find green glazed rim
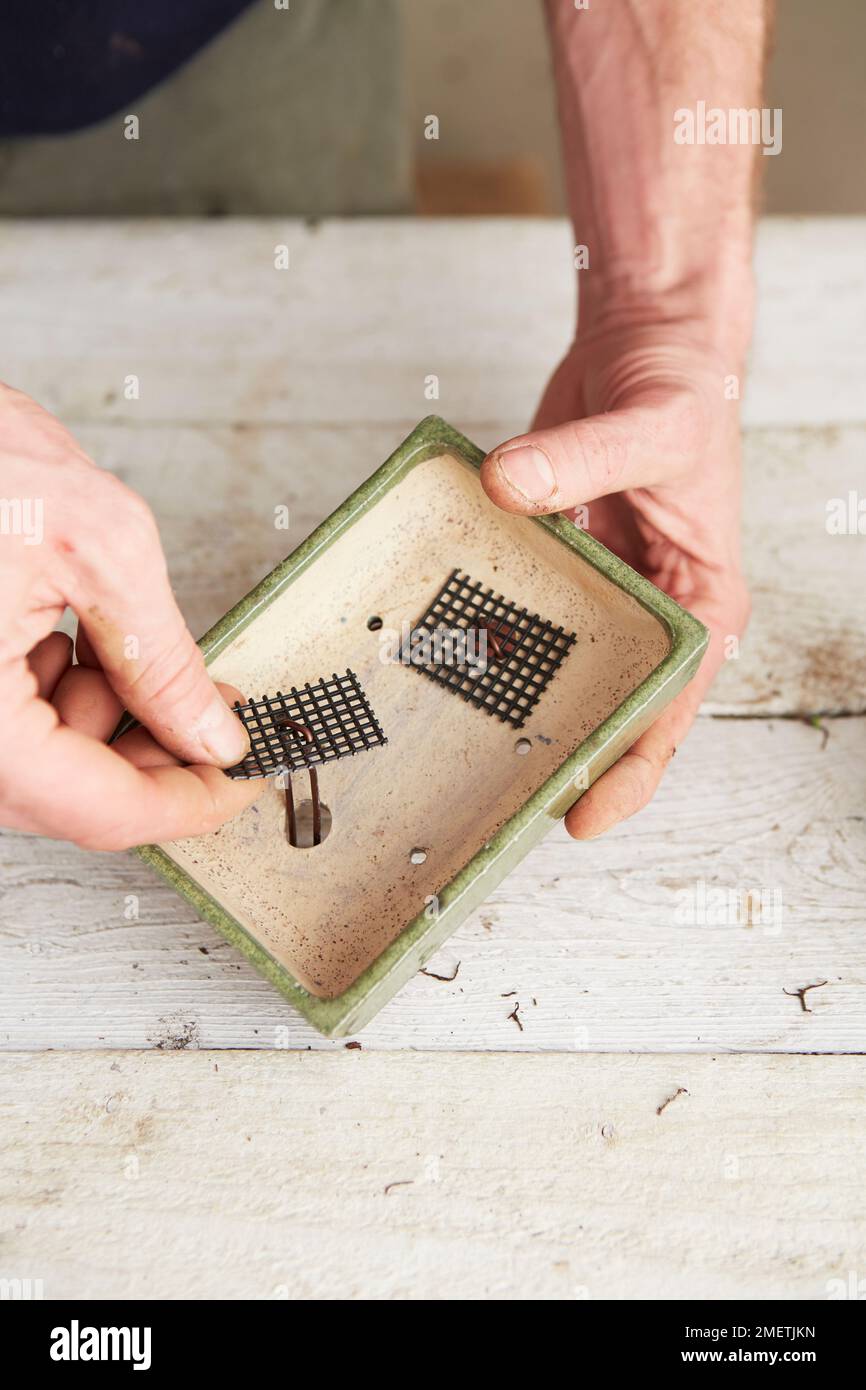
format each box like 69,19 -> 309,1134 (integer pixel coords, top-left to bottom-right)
137,416 -> 709,1036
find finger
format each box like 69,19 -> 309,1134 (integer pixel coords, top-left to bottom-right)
112,724 -> 180,769
52,665 -> 124,741
74,620 -> 100,669
3,698 -> 262,849
565,681 -> 702,840
27,632 -> 73,700
480,391 -> 701,514
564,588 -> 740,840
55,472 -> 249,767
113,683 -> 247,770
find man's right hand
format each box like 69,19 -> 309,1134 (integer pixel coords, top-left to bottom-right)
0,383 -> 262,850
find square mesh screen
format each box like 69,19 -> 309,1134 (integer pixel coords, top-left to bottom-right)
401,569 -> 577,729
226,669 -> 387,780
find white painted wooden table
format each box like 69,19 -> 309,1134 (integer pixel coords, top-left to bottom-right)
1,218 -> 864,1299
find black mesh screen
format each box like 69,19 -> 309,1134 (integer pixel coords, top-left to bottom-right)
400,569 -> 576,729
226,669 -> 387,780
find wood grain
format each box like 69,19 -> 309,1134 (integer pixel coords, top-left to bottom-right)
3,717 -> 863,1053
0,215 -> 864,1302
1,1049 -> 863,1300
0,217 -> 863,1056
64,418 -> 866,716
2,218 -> 863,429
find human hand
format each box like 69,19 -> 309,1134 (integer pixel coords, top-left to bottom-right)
0,384 -> 261,850
480,321 -> 750,839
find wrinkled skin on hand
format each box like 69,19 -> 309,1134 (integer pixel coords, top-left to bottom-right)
481,321 -> 750,839
0,384 -> 261,850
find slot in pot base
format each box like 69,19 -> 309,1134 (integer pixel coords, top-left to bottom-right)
159,451 -> 669,998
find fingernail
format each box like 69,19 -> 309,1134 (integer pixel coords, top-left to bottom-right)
495,445 -> 556,502
196,696 -> 250,766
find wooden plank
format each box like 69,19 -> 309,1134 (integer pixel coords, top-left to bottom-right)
710,422 -> 866,716
67,419 -> 866,715
1,217 -> 863,1059
2,718 -> 863,1053
2,218 -> 863,429
1,1049 -> 863,1300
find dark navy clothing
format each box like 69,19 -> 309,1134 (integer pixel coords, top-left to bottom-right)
0,1 -> 258,135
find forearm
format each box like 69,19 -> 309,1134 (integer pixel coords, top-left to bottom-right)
545,0 -> 774,361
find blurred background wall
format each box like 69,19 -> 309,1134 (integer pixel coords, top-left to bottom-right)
405,0 -> 866,214
0,0 -> 408,215
0,0 -> 861,216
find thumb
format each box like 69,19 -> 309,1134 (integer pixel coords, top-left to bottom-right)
79,597 -> 250,768
480,400 -> 690,515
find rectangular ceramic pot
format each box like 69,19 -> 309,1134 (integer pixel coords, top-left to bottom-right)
138,416 -> 708,1036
